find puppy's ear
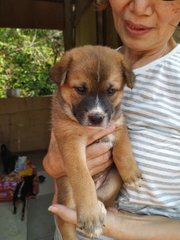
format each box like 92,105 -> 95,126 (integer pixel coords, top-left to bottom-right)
50,53 -> 72,85
121,60 -> 135,89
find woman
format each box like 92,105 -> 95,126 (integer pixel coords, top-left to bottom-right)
44,0 -> 180,239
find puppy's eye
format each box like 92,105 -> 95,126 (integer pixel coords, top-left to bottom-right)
74,86 -> 87,95
107,87 -> 117,96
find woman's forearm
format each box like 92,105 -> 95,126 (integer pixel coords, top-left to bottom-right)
49,204 -> 180,240
104,209 -> 180,240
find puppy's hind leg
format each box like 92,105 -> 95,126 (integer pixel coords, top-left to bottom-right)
56,176 -> 77,240
97,167 -> 122,207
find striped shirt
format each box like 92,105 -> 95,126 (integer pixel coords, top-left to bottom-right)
117,44 -> 180,219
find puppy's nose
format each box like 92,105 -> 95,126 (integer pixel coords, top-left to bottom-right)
88,114 -> 104,125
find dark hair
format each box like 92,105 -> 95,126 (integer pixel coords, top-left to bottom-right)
94,0 -> 110,10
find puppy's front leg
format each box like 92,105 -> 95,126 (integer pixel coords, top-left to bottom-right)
59,137 -> 106,237
113,125 -> 141,186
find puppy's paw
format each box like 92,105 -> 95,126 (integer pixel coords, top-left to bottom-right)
121,165 -> 142,188
77,200 -> 106,238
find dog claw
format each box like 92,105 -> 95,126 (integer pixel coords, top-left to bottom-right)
122,167 -> 143,188
125,178 -> 143,188
79,224 -> 103,238
78,200 -> 106,237
86,227 -> 103,238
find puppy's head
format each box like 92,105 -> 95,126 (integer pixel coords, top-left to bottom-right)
50,45 -> 134,127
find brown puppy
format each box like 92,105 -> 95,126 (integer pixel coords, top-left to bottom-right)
50,45 -> 141,239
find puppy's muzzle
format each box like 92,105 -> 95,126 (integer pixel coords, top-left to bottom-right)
88,113 -> 105,125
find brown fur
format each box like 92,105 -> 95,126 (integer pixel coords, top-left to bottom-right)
50,45 -> 141,239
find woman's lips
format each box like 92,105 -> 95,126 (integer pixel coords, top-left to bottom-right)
124,20 -> 153,36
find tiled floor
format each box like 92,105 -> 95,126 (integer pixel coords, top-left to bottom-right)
0,150 -> 55,240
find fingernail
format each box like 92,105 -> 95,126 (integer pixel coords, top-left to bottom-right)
48,205 -> 58,212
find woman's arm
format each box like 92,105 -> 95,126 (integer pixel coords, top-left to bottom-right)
49,204 -> 180,240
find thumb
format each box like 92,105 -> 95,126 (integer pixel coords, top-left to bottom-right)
48,204 -> 77,225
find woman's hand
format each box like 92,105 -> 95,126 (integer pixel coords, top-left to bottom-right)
86,141 -> 113,176
43,131 -> 65,179
48,203 -> 180,240
43,124 -> 116,178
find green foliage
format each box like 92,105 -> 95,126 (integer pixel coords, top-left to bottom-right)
0,28 -> 64,98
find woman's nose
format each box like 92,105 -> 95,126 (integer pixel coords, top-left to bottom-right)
129,0 -> 153,16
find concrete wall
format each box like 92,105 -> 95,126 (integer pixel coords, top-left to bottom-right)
0,96 -> 52,153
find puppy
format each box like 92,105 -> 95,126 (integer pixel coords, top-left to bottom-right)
13,175 -> 36,221
50,45 -> 141,239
